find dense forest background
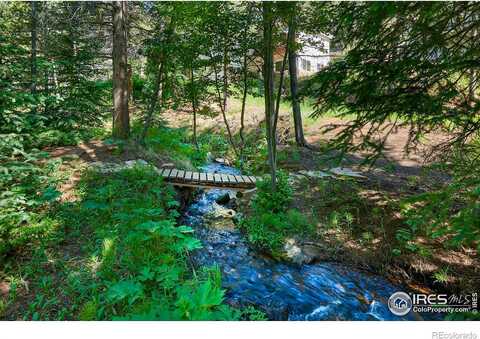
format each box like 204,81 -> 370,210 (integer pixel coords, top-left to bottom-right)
0,1 -> 479,320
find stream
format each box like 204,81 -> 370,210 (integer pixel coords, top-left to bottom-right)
183,163 -> 430,320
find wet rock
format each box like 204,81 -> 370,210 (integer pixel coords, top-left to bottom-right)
215,191 -> 237,207
214,157 -> 230,166
215,193 -> 231,205
283,238 -> 323,265
301,244 -> 324,262
225,199 -> 237,210
203,203 -> 237,231
284,238 -> 310,265
208,218 -> 236,231
205,206 -> 236,220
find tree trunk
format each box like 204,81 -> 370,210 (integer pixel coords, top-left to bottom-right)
468,20 -> 478,103
30,1 -> 38,96
140,60 -> 163,143
287,5 -> 308,147
239,53 -> 248,168
222,46 -> 229,113
190,67 -> 198,149
263,2 -> 277,191
468,69 -> 477,102
273,44 -> 288,164
140,19 -> 175,142
41,3 -> 51,115
112,0 -> 129,139
212,53 -> 239,157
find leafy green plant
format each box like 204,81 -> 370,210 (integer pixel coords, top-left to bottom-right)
241,306 -> 268,321
59,165 -> 237,320
433,267 -> 450,285
78,301 -> 98,321
240,172 -> 314,256
0,138 -> 63,257
252,171 -> 293,214
241,210 -> 314,255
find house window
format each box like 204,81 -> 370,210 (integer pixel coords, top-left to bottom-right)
301,58 -> 311,71
317,63 -> 323,71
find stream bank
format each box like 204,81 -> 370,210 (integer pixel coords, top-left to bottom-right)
182,163 -> 435,320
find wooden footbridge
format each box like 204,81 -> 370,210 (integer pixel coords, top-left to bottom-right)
159,168 -> 258,190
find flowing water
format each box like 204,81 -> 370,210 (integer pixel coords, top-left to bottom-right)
184,163 -> 430,320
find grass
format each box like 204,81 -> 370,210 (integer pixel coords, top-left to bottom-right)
226,94 -> 330,123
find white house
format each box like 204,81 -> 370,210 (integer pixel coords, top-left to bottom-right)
274,33 -> 333,77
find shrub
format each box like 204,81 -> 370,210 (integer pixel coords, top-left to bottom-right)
240,172 -> 314,256
0,135 -> 62,257
252,171 -> 293,214
241,210 -> 314,255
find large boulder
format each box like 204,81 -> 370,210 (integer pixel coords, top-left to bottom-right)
215,191 -> 238,208
204,205 -> 237,231
283,238 -> 324,265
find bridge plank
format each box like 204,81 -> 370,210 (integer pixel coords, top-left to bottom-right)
242,175 -> 252,184
192,172 -> 199,181
162,168 -> 171,178
160,167 -> 257,189
176,170 -> 185,180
